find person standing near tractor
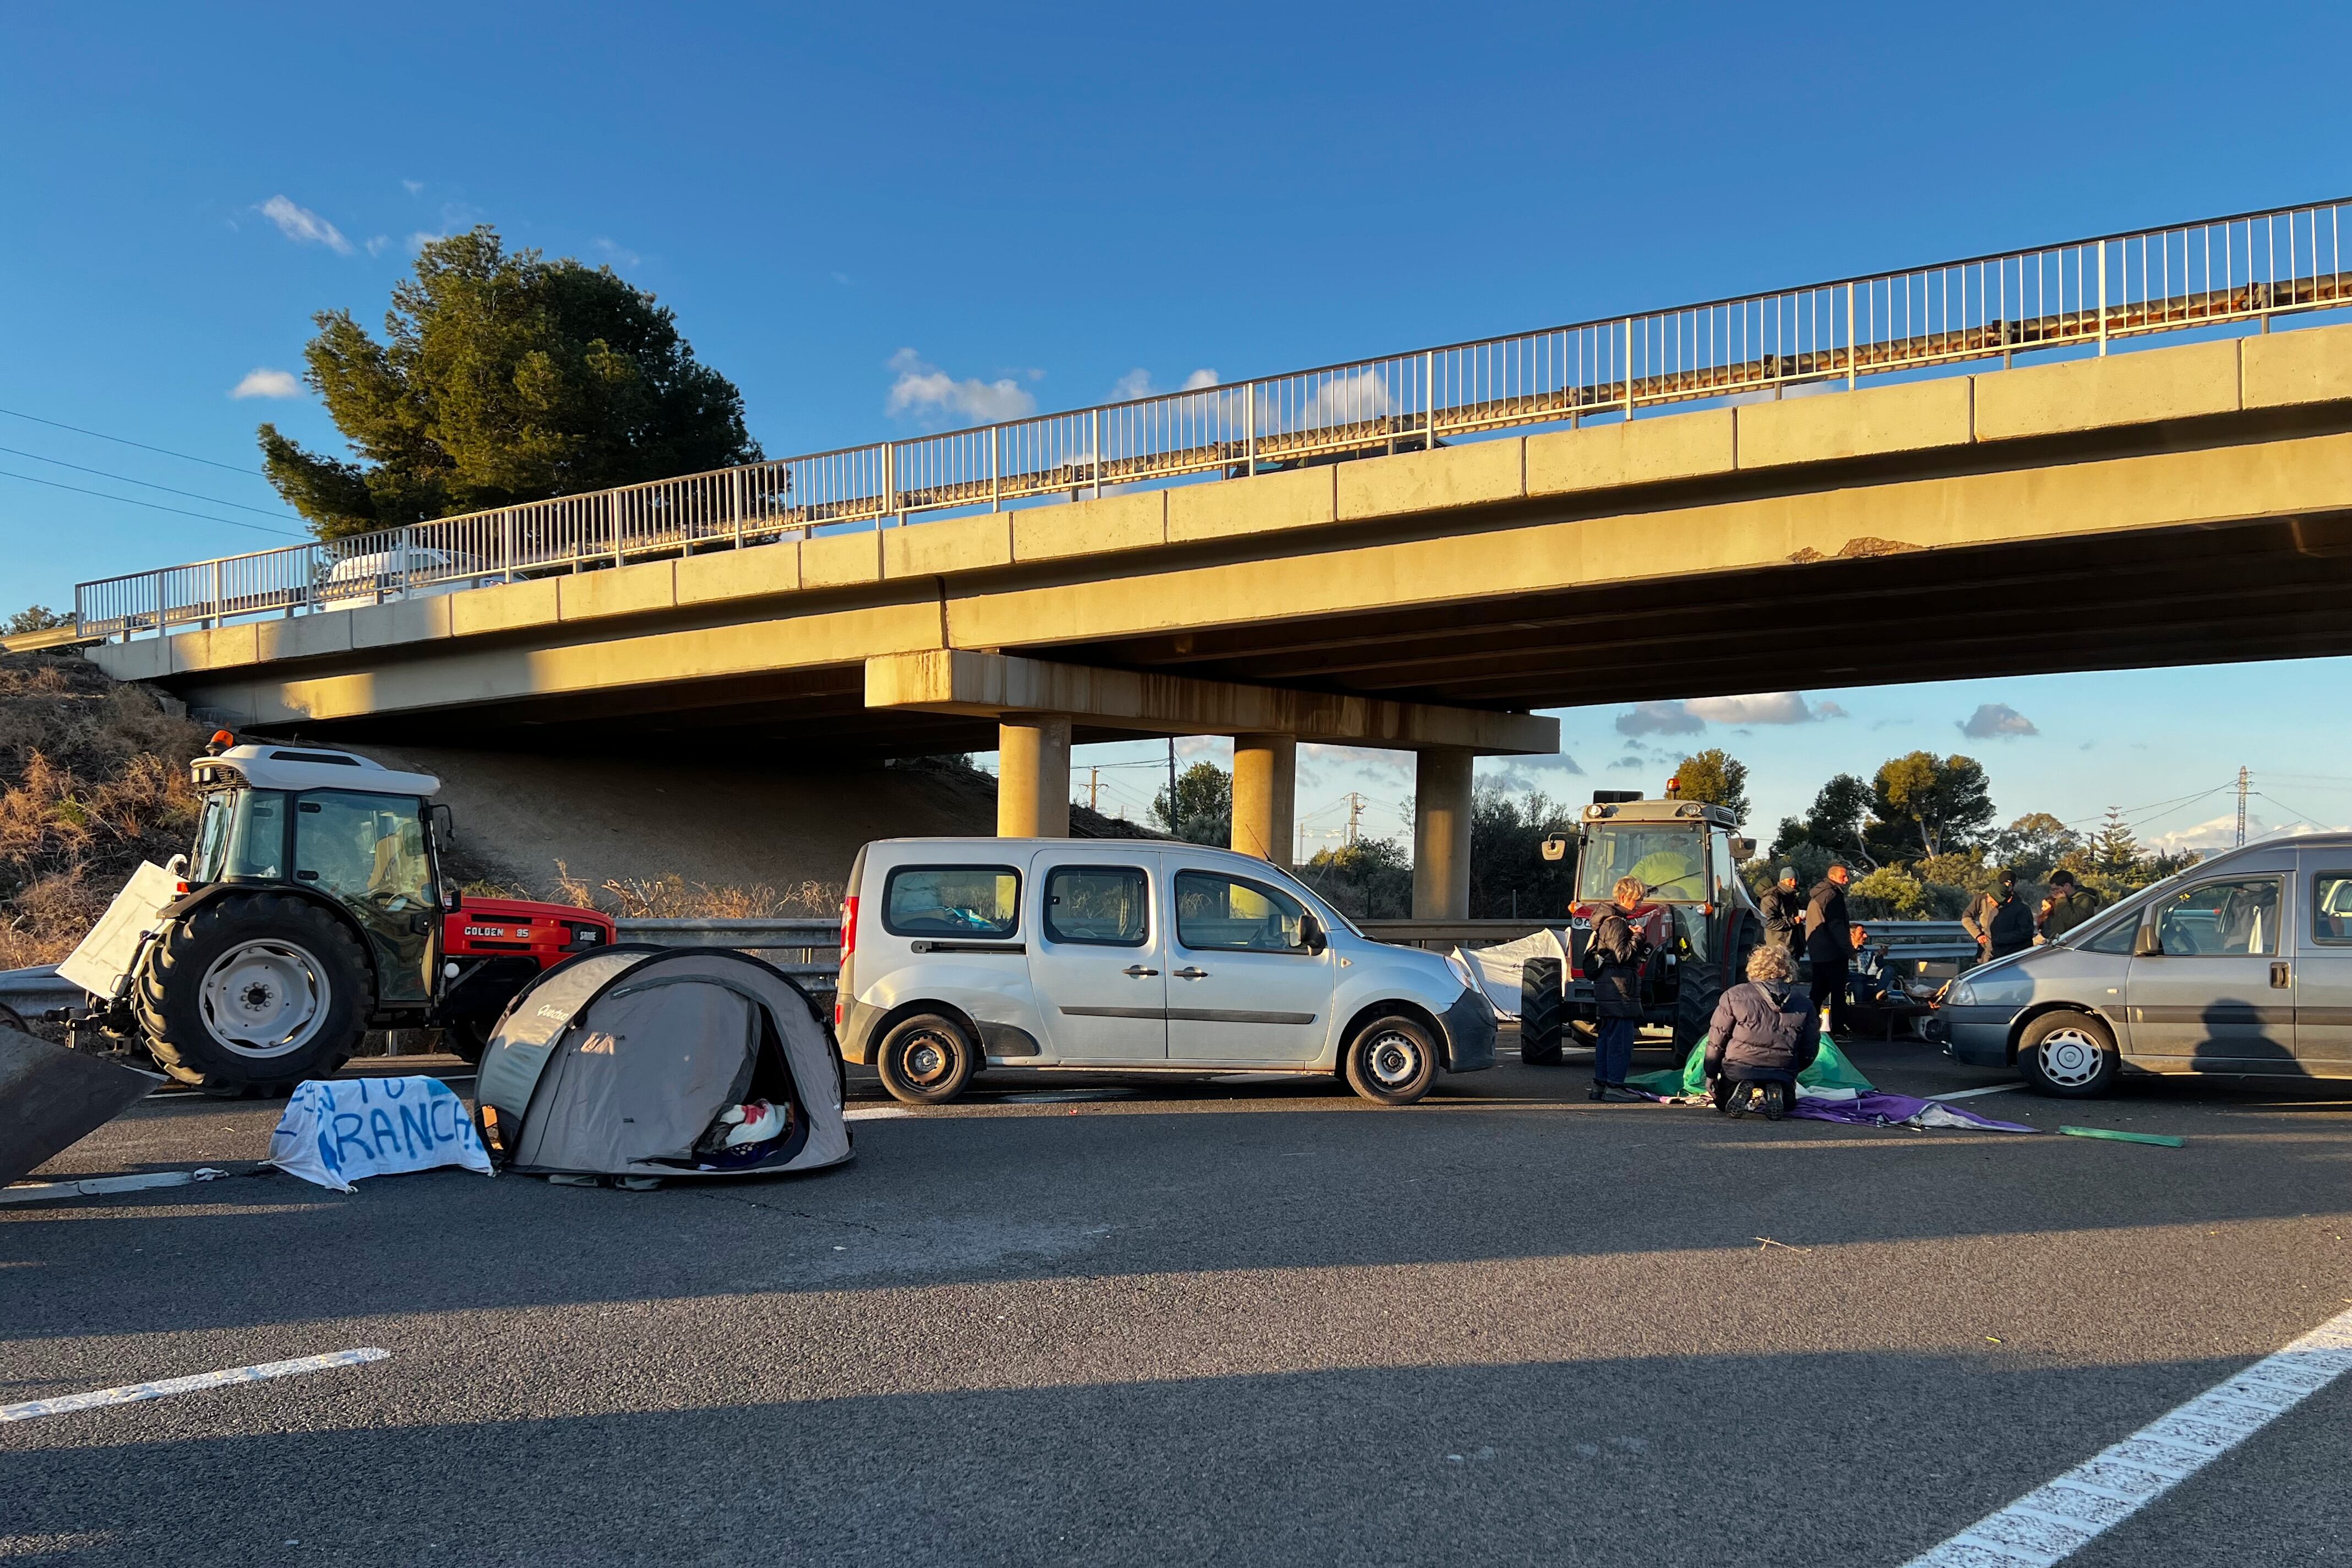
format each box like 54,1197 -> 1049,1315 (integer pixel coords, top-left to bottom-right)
1964,871 -> 2037,963
1759,867 -> 1807,963
1804,862 -> 1859,1037
1585,875 -> 1651,1103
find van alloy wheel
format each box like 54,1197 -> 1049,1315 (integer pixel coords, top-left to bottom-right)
199,939 -> 331,1058
2033,1027 -> 2105,1090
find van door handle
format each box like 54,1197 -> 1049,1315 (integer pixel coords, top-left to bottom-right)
2272,962 -> 2291,988
1124,965 -> 1159,978
1173,966 -> 1208,979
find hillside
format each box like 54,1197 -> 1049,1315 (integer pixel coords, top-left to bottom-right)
0,650 -> 208,967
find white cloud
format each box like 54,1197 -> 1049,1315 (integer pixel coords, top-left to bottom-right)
1112,367 -> 1221,401
1684,692 -> 1844,726
1615,691 -> 1841,736
364,235 -> 391,256
230,368 -> 302,400
407,231 -> 447,253
886,349 -> 1038,425
258,195 -> 351,254
1959,702 -> 2039,739
2146,813 -> 2342,854
402,178 -> 424,195
1483,754 -> 1588,793
1608,754 -> 1650,771
594,237 -> 641,268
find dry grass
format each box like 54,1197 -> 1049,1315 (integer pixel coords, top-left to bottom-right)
0,654 -> 206,968
546,859 -> 841,919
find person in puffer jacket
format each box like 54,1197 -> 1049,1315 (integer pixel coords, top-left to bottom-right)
1703,944 -> 1819,1119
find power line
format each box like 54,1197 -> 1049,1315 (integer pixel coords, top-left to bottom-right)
0,445 -> 301,521
0,468 -> 307,538
0,405 -> 265,476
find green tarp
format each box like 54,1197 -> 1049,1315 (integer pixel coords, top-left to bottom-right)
1626,1035 -> 1874,1098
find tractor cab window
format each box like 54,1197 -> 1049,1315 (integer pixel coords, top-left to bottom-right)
1577,826 -> 1707,903
189,788 -> 288,883
295,792 -> 435,911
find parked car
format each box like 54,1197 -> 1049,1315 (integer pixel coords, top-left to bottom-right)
835,838 -> 1496,1106
1928,834 -> 2352,1096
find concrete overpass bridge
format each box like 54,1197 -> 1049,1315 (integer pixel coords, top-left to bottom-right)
58,200 -> 2352,915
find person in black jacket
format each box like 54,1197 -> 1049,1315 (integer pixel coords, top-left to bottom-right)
1758,868 -> 1806,962
1585,875 -> 1650,1102
1804,862 -> 1859,1036
1963,871 -> 2037,964
1705,944 -> 1818,1119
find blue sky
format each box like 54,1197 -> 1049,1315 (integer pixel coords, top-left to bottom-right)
4,1 -> 2350,851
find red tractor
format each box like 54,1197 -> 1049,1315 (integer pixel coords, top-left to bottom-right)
56,736 -> 613,1094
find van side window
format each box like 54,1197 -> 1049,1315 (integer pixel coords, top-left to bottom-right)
1174,870 -> 1310,953
1043,866 -> 1149,947
883,865 -> 1021,938
2154,878 -> 2280,957
2314,873 -> 2352,945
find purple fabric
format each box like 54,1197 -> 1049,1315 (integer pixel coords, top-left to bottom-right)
1789,1091 -> 2035,1133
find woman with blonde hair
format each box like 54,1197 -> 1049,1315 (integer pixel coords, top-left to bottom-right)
1583,875 -> 1651,1102
1704,943 -> 1818,1119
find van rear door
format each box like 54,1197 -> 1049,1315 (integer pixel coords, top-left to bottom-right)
1029,850 -> 1168,1064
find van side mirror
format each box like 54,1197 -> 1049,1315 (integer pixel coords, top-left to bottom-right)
1299,912 -> 1328,955
1540,834 -> 1569,863
2132,923 -> 2160,957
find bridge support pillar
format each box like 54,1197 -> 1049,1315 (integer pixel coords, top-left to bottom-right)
1230,734 -> 1296,867
1411,748 -> 1473,920
997,715 -> 1071,838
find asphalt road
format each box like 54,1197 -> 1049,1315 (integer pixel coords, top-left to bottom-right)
4,1039 -> 2349,1567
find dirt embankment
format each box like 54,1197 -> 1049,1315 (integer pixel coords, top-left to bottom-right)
0,652 -> 209,967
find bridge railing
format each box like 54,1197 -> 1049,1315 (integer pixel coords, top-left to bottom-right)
77,198 -> 2352,640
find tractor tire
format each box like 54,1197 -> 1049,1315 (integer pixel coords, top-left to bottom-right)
442,1016 -> 491,1066
1674,950 -> 1728,1057
1518,957 -> 1564,1065
134,894 -> 374,1097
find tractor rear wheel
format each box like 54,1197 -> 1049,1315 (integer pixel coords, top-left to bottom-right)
134,894 -> 374,1097
1518,956 -> 1564,1064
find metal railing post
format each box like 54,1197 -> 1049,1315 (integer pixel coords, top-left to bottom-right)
152,570 -> 165,638
883,444 -> 896,527
609,493 -> 624,565
2097,239 -> 2109,355
209,559 -> 222,629
1846,283 -> 1858,389
990,426 -> 1001,512
1244,383 -> 1256,475
731,468 -> 745,549
1424,350 -> 1436,449
502,511 -> 515,583
1622,318 -> 1635,418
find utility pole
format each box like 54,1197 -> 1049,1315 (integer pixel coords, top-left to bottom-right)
2236,766 -> 2250,847
1345,792 -> 1364,848
1166,738 -> 1179,838
1088,766 -> 1100,813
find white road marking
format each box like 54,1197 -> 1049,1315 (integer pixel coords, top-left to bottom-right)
1928,1083 -> 2026,1101
844,1106 -> 915,1120
0,1347 -> 390,1424
0,1168 -> 230,1206
1903,1304 -> 2352,1566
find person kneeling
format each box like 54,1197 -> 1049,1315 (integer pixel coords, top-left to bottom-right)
1706,945 -> 1816,1120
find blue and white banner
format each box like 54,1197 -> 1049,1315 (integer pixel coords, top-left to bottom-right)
269,1077 -> 492,1193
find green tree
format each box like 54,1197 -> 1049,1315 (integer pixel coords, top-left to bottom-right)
1868,752 -> 1995,861
4,605 -> 70,636
2086,808 -> 2141,878
261,227 -> 760,540
1768,772 -> 1876,872
1983,812 -> 2080,880
1669,748 -> 1750,823
1298,837 -> 1413,921
1152,760 -> 1232,845
1467,786 -> 1579,919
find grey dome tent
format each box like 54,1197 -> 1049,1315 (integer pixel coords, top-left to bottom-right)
472,945 -> 851,1180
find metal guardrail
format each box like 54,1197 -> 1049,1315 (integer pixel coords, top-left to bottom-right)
75,199 -> 2352,641
0,965 -> 82,1017
612,917 -> 840,993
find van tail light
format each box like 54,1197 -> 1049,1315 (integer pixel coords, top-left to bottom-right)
839,897 -> 858,960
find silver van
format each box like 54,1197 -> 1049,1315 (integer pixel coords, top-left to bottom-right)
1931,834 -> 2352,1096
835,838 -> 1496,1106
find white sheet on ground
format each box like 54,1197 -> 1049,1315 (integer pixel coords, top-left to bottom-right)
269,1076 -> 492,1193
1453,928 -> 1569,1021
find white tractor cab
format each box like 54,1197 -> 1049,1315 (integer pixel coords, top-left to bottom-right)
835,838 -> 1498,1105
56,738 -> 612,1095
1538,792 -> 1763,1050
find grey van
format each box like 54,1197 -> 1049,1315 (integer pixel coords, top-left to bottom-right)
1930,834 -> 2352,1096
835,838 -> 1497,1106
